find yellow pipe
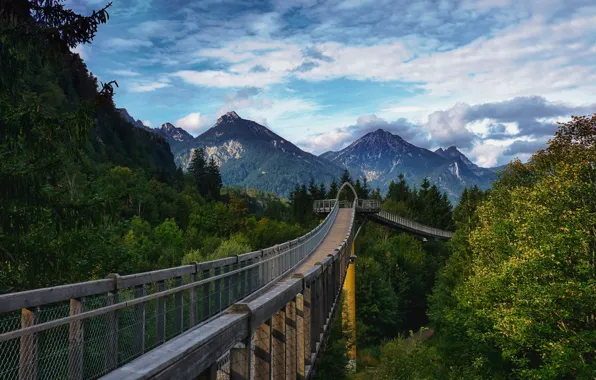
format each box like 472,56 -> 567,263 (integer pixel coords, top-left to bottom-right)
343,241 -> 357,371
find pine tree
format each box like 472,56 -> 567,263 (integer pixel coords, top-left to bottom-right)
327,179 -> 339,199
188,148 -> 208,197
318,182 -> 327,200
308,177 -> 318,198
362,177 -> 370,199
340,169 -> 352,185
206,156 -> 222,201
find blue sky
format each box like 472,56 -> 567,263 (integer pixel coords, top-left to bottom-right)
68,0 -> 596,166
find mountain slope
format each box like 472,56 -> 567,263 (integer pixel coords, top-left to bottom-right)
322,129 -> 496,202
176,112 -> 343,196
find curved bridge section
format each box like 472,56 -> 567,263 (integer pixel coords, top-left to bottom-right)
0,183 -> 452,380
370,210 -> 454,239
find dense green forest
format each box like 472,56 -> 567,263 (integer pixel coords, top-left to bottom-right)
319,115 -> 596,379
0,0 -> 332,293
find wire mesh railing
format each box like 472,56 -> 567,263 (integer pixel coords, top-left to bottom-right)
374,210 -> 454,239
0,202 -> 340,380
104,201 -> 357,380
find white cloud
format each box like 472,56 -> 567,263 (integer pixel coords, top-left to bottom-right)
172,70 -> 286,88
382,106 -> 426,113
128,81 -> 170,93
175,112 -> 209,133
108,69 -> 141,77
142,120 -> 151,127
102,38 -> 153,51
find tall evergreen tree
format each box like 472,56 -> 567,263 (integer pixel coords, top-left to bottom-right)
308,177 -> 318,198
340,169 -> 352,185
327,179 -> 339,199
318,182 -> 327,200
206,156 -> 222,201
188,148 -> 208,197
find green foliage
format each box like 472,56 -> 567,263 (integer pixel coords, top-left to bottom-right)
317,295 -> 352,380
374,331 -> 444,380
385,173 -> 454,230
425,115 -> 596,379
0,0 -> 313,292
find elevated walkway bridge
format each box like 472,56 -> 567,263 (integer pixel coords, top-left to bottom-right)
0,183 -> 453,380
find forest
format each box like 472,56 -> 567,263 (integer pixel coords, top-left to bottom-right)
319,115 -> 596,379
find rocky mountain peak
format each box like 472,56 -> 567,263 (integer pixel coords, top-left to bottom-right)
161,122 -> 176,131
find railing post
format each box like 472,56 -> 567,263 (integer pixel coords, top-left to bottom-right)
189,268 -> 198,327
105,287 -> 119,372
202,267 -> 211,319
156,280 -> 167,345
19,307 -> 39,380
214,266 -> 222,313
223,264 -> 230,308
174,276 -> 184,335
68,297 -> 84,380
254,319 -> 272,380
286,299 -> 297,380
240,259 -> 247,298
133,284 -> 146,355
272,309 -> 286,380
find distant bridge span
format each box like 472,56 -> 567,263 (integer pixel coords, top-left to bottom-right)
0,183 -> 452,380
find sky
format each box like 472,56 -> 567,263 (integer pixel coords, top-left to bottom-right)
67,0 -> 596,167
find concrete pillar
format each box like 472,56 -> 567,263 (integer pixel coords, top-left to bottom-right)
254,319 -> 271,380
285,300 -> 297,380
272,309 -> 286,380
342,255 -> 357,372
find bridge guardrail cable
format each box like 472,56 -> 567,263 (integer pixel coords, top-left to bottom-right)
0,203 -> 340,380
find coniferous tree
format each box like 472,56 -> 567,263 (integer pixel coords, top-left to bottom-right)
340,169 -> 352,185
362,177 -> 370,199
318,182 -> 327,200
188,148 -> 208,197
308,177 -> 318,199
206,156 -> 222,201
327,179 -> 339,199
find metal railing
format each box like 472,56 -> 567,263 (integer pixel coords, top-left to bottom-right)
103,200 -> 358,380
313,199 -> 380,213
0,203 -> 340,380
373,210 -> 454,239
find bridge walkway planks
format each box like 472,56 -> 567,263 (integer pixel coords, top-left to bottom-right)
280,208 -> 353,283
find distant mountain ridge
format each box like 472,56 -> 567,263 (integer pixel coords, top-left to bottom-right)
117,110 -> 500,201
321,129 -> 497,201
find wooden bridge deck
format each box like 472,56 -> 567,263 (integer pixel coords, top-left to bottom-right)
294,208 -> 353,274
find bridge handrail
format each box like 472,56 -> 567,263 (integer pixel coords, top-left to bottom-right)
375,210 -> 454,239
103,192 -> 359,380
0,203 -> 341,380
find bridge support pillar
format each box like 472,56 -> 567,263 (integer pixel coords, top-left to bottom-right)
254,319 -> 271,380
342,252 -> 357,372
271,310 -> 286,380
230,340 -> 250,380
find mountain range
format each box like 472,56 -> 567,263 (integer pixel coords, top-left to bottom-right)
117,109 -> 500,201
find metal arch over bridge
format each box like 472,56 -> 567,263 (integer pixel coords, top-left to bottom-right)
0,183 -> 453,380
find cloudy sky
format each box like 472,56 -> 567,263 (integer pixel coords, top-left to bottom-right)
68,0 -> 596,167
